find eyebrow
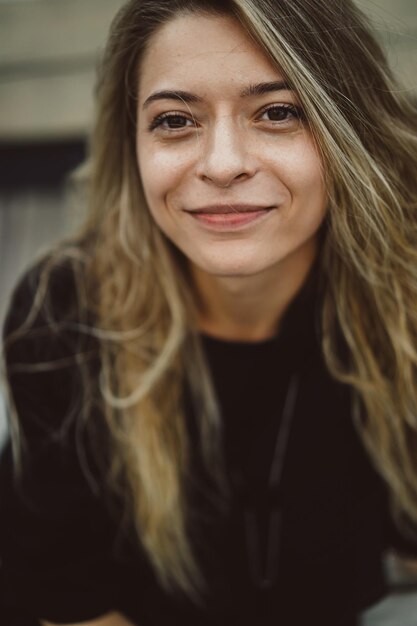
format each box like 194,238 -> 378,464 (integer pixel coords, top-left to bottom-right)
142,80 -> 292,109
240,80 -> 292,97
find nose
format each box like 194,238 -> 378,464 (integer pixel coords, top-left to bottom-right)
196,117 -> 257,188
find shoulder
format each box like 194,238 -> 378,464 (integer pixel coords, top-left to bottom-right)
2,248 -> 101,444
3,248 -> 96,365
4,250 -> 83,338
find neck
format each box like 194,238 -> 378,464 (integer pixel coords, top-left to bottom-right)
190,237 -> 319,342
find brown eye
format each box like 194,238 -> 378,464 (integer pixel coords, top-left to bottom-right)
259,104 -> 303,123
266,107 -> 291,121
148,112 -> 194,132
164,115 -> 189,129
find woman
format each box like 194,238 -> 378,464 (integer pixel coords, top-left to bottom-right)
1,0 -> 417,625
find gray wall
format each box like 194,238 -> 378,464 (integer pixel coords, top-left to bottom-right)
0,0 -> 125,140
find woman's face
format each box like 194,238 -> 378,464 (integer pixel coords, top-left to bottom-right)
136,13 -> 327,278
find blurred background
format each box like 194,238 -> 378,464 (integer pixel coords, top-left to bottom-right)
0,0 -> 126,442
0,1 -> 416,623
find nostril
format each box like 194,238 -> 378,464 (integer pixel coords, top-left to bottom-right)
207,171 -> 249,188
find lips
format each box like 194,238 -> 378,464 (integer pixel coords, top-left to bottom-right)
188,204 -> 274,214
186,205 -> 275,230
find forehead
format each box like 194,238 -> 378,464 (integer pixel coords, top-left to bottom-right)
138,12 -> 283,99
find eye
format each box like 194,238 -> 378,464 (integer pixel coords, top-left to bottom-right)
258,104 -> 304,124
148,112 -> 195,132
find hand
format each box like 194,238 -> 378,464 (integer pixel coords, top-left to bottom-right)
40,611 -> 137,626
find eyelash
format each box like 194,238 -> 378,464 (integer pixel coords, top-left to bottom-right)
261,103 -> 304,123
148,112 -> 194,132
147,103 -> 305,133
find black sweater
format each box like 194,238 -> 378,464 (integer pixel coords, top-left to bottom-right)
0,259 -> 415,626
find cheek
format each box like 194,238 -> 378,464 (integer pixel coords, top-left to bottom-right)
137,138 -> 195,205
136,143 -> 190,238
278,140 -> 326,205
137,146 -> 167,203
267,140 -> 327,240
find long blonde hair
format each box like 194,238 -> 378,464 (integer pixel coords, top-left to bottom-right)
3,0 -> 417,603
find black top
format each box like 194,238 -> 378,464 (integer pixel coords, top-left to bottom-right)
0,259 -> 416,626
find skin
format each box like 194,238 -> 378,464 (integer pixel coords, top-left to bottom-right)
137,12 -> 328,341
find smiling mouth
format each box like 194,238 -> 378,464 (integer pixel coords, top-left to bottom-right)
188,204 -> 275,214
186,206 -> 275,229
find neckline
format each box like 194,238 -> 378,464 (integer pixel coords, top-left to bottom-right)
200,331 -> 279,348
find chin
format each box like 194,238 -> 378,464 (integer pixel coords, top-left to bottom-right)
197,258 -> 271,278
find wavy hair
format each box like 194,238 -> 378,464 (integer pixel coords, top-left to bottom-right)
3,0 -> 417,603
